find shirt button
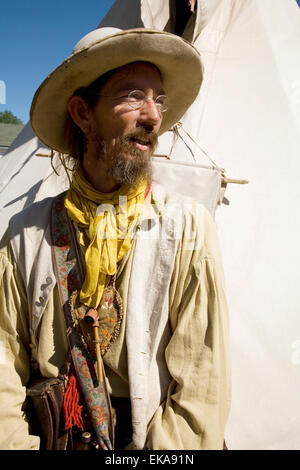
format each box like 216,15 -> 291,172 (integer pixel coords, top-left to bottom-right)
39,296 -> 45,304
46,277 -> 52,284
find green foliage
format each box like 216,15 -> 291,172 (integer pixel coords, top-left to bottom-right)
0,110 -> 23,125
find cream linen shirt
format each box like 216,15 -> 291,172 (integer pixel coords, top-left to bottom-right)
0,187 -> 231,450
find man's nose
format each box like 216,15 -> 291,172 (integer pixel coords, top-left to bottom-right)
137,98 -> 162,128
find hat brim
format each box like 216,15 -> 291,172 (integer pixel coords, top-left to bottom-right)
30,29 -> 203,154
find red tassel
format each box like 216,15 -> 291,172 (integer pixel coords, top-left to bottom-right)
63,367 -> 83,447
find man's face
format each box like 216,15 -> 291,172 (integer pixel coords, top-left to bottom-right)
86,62 -> 164,186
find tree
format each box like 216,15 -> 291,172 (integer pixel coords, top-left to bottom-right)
0,110 -> 23,125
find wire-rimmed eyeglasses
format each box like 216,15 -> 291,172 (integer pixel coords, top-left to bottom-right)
126,90 -> 169,113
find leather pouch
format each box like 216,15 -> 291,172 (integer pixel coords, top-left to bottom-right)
26,376 -> 67,450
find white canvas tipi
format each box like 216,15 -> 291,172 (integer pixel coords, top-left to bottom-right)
0,0 -> 299,450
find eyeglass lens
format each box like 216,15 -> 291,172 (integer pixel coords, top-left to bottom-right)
127,90 -> 168,112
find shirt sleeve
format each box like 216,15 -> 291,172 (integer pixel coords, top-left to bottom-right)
0,232 -> 40,450
146,206 -> 231,450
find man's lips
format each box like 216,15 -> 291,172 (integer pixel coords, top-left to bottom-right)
129,136 -> 152,150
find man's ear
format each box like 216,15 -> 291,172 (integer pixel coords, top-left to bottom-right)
68,96 -> 91,135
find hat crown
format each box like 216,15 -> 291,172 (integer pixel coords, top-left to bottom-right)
73,27 -> 122,54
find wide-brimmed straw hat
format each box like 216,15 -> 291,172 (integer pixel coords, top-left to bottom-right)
30,27 -> 203,154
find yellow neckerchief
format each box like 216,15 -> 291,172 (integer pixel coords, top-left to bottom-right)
64,168 -> 148,308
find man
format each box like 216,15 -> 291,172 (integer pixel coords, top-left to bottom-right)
0,27 -> 231,450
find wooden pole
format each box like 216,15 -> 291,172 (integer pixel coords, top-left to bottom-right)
84,308 -> 103,383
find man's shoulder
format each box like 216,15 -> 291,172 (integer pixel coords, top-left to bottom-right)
7,192 -> 65,241
151,182 -> 217,246
151,181 -> 209,220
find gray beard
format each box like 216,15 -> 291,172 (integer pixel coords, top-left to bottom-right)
92,130 -> 157,188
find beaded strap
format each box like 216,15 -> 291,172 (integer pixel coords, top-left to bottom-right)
50,192 -> 114,450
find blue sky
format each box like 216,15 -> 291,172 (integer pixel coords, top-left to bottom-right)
0,0 -> 115,124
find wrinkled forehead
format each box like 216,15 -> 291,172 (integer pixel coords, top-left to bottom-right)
100,61 -> 165,95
